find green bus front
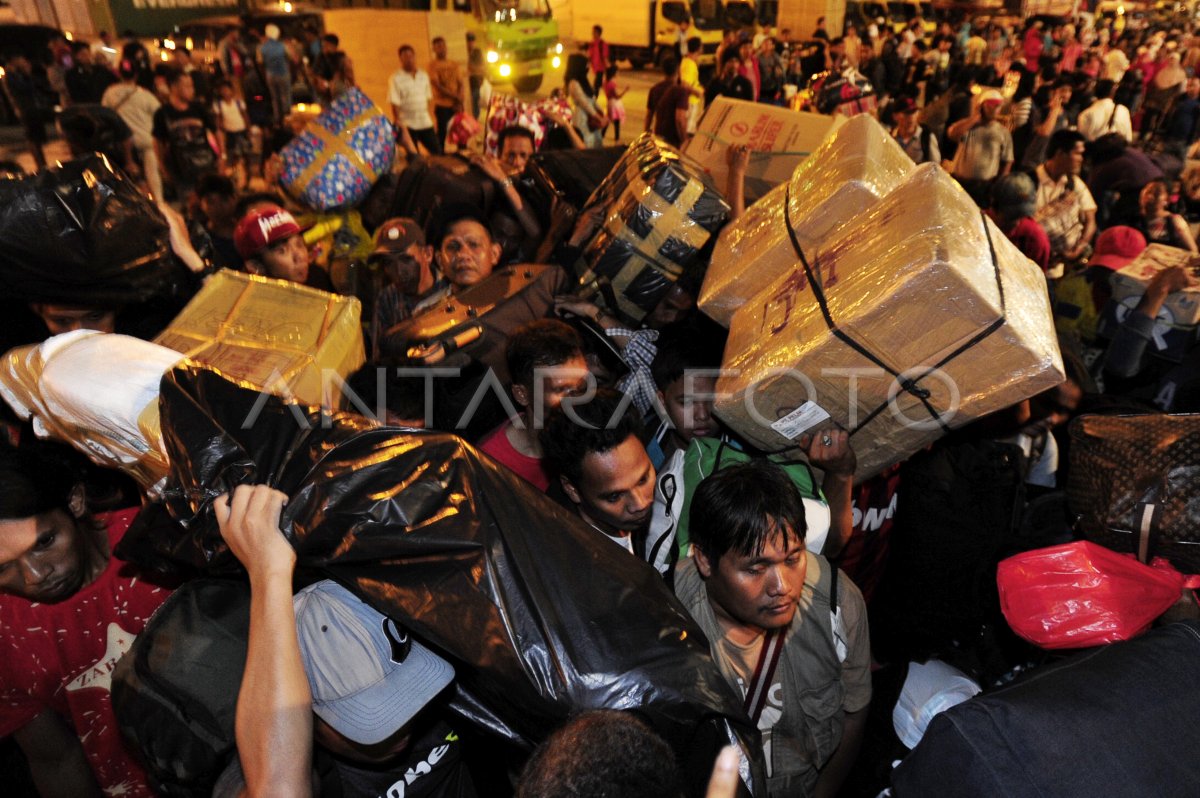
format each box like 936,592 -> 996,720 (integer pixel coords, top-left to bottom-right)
478,0 -> 561,93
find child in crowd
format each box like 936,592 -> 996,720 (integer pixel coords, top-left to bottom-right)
603,65 -> 627,143
213,79 -> 253,189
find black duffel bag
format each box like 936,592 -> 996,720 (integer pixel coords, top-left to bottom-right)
0,153 -> 186,307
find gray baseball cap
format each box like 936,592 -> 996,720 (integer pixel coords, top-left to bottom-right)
293,580 -> 454,745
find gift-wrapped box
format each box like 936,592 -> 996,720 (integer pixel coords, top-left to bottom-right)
570,133 -> 729,324
0,330 -> 184,494
280,87 -> 395,211
714,164 -> 1066,479
484,94 -> 572,156
700,113 -> 913,327
154,270 -> 365,407
683,96 -> 842,206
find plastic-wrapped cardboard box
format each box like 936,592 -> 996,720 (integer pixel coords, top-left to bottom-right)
155,269 -> 365,408
570,133 -> 729,323
699,113 -> 914,327
683,96 -> 843,205
715,164 -> 1066,479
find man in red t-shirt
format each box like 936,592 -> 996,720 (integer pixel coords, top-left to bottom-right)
0,447 -> 171,796
478,319 -> 589,492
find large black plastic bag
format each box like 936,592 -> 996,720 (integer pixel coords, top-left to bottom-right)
0,153 -> 182,307
119,363 -> 764,796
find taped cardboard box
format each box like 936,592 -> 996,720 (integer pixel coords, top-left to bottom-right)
571,133 -> 729,324
699,113 -> 913,327
155,270 -> 365,408
683,96 -> 843,205
1109,243 -> 1200,326
715,164 -> 1066,479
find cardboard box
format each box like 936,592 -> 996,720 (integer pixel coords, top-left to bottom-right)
571,133 -> 729,324
699,113 -> 914,327
1108,243 -> 1200,327
155,270 -> 365,408
714,164 -> 1066,479
683,96 -> 843,204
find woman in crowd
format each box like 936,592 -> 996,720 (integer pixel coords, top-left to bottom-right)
564,53 -> 603,148
1136,178 -> 1198,252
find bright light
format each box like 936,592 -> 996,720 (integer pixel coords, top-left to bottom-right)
0,67 -> 5,78
163,38 -> 176,50
499,63 -> 512,77
283,1 -> 293,11
64,31 -> 73,41
486,49 -> 499,63
185,37 -> 194,50
555,42 -> 563,54
551,55 -> 561,68
160,51 -> 169,61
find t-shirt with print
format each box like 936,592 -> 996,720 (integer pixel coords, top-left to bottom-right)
0,508 -> 171,797
1034,165 -> 1097,257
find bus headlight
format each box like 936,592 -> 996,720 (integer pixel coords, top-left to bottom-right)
551,55 -> 561,68
487,49 -> 500,63
499,63 -> 512,77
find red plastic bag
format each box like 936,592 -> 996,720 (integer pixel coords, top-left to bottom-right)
997,541 -> 1192,649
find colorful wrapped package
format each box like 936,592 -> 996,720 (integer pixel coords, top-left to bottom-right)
714,164 -> 1066,479
280,87 -> 395,211
700,114 -> 913,327
484,93 -> 572,155
154,269 -> 365,408
570,133 -> 730,324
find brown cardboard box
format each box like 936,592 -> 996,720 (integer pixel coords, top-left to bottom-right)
683,96 -> 843,204
1109,244 -> 1200,326
699,113 -> 914,327
714,164 -> 1066,479
155,270 -> 365,408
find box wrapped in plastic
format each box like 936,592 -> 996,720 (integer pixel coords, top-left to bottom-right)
0,330 -> 183,493
570,133 -> 729,323
280,87 -> 395,211
714,164 -> 1066,479
683,96 -> 842,205
484,93 -> 572,155
699,113 -> 913,327
154,269 -> 365,408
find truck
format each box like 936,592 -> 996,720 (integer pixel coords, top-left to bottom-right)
569,0 -> 757,71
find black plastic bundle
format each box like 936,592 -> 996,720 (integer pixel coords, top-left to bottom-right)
116,363 -> 763,797
0,154 -> 185,307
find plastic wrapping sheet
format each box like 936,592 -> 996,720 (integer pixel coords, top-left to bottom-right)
715,164 -> 1066,480
700,114 -> 913,327
0,331 -> 183,492
116,364 -> 763,797
154,269 -> 365,408
279,87 -> 395,211
569,133 -> 729,324
997,541 -> 1192,649
0,154 -> 185,307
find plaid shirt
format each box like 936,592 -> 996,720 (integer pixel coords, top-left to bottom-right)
609,326 -> 660,414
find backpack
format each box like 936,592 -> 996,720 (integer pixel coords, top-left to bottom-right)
166,113 -> 218,182
646,437 -> 828,579
111,579 -> 250,797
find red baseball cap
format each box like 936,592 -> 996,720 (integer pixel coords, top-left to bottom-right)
234,206 -> 303,259
1090,226 -> 1147,271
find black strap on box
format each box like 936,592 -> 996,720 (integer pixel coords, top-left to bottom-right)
782,182 -> 1008,436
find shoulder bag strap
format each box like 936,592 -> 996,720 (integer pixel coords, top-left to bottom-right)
744,628 -> 785,724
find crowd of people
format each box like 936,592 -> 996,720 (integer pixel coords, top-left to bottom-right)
0,7 -> 1199,798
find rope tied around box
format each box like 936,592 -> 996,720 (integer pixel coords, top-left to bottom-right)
781,180 -> 1007,436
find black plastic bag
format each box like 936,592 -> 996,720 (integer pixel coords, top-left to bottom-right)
117,363 -> 764,797
0,153 -> 184,307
